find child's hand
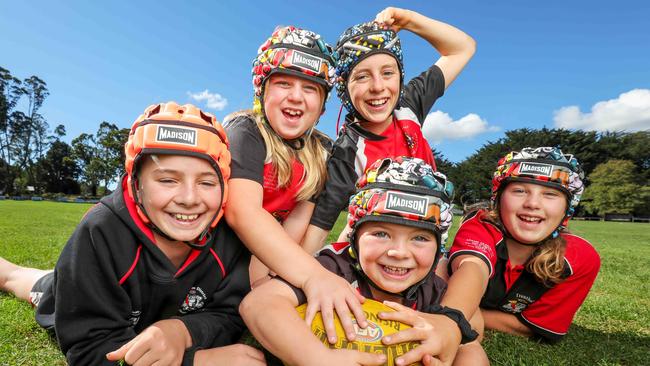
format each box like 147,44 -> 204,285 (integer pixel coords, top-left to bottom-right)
375,7 -> 414,32
302,268 -> 367,344
194,344 -> 266,366
106,319 -> 190,366
380,301 -> 457,366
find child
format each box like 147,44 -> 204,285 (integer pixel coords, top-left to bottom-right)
241,157 -> 488,366
448,147 -> 601,343
224,26 -> 368,342
0,102 -> 264,365
304,6 -> 476,252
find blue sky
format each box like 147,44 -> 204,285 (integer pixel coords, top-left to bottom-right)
2,0 -> 649,162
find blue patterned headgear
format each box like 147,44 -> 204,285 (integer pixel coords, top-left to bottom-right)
334,21 -> 404,118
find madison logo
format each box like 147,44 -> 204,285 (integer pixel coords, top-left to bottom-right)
292,50 -> 322,73
385,191 -> 428,217
518,162 -> 552,177
156,125 -> 197,146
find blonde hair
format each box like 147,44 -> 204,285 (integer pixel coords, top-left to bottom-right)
484,207 -> 567,286
225,110 -> 328,201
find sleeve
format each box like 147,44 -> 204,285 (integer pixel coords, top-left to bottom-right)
53,213 -> 139,365
224,116 -> 267,184
400,65 -> 446,125
448,211 -> 498,277
516,236 -> 601,342
309,133 -> 358,230
178,225 -> 251,359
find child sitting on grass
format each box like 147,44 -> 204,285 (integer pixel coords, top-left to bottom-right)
240,157 -> 488,366
0,102 -> 264,366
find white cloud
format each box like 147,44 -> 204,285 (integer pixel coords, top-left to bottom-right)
422,110 -> 499,144
187,89 -> 228,111
553,89 -> 650,132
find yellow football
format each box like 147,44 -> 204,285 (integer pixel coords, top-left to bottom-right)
292,299 -> 422,366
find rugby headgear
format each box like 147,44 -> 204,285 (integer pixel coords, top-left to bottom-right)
492,146 -> 584,233
252,26 -> 336,114
124,102 -> 231,246
334,21 -> 404,118
347,157 -> 453,300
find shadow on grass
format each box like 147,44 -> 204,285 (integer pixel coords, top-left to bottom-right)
483,325 -> 650,366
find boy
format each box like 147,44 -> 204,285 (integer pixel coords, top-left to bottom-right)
0,102 -> 264,365
241,157 -> 487,366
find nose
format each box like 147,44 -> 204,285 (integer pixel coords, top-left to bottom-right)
176,182 -> 200,206
523,191 -> 542,209
386,236 -> 409,259
369,74 -> 385,93
287,83 -> 303,103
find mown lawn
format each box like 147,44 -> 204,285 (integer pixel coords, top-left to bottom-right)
1,201 -> 649,365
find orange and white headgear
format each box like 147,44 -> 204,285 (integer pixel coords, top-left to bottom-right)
124,102 -> 231,243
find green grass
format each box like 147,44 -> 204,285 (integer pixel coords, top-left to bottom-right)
1,201 -> 649,365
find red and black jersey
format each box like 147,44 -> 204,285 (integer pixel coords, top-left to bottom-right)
286,242 -> 447,311
225,115 -> 307,222
449,210 -> 601,342
33,177 -> 251,365
310,65 -> 445,231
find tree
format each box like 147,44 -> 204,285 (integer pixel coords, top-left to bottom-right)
37,140 -> 80,194
581,160 -> 650,216
0,67 -> 23,193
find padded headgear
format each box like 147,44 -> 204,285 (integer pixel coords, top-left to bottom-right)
124,102 -> 231,235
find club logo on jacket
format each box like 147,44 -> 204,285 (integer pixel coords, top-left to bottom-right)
180,286 -> 207,314
129,310 -> 142,326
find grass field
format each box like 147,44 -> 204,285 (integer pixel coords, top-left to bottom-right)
1,200 -> 649,365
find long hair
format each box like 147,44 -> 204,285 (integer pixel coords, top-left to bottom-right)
225,110 -> 328,201
484,204 -> 567,286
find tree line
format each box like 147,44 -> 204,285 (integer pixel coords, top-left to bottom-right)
2,67 -> 648,216
0,67 -> 129,197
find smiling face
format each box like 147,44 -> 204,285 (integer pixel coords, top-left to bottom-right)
136,155 -> 222,243
263,73 -> 325,140
346,53 -> 400,134
356,221 -> 437,297
499,182 -> 568,244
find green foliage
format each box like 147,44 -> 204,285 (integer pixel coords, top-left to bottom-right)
582,160 -> 650,216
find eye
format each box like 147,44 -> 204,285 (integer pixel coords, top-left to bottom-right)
158,178 -> 177,184
382,69 -> 396,77
200,180 -> 219,187
303,84 -> 319,93
370,230 -> 389,239
352,73 -> 369,82
544,190 -> 561,198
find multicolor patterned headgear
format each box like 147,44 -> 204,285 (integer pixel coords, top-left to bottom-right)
492,146 -> 585,229
347,156 -> 453,300
252,26 -> 336,114
334,21 -> 404,117
124,102 -> 231,247
348,156 -> 454,245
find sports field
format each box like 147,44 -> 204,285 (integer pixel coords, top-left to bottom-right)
1,200 -> 648,365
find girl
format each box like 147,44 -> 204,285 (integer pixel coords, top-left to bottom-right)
304,7 -> 476,254
241,157 -> 488,366
448,147 -> 600,343
224,26 -> 367,343
0,102 -> 264,365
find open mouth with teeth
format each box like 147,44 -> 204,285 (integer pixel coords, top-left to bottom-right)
517,215 -> 544,224
366,98 -> 389,108
282,108 -> 303,119
381,264 -> 412,278
171,213 -> 200,222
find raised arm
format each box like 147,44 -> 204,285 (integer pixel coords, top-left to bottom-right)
375,7 -> 476,88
